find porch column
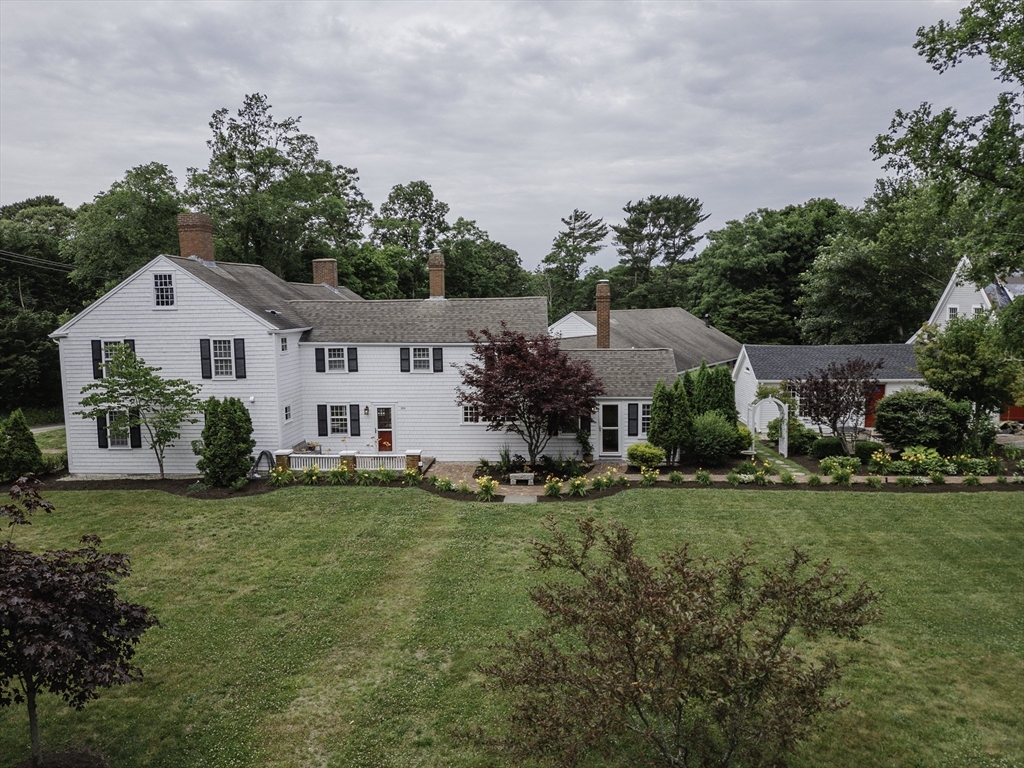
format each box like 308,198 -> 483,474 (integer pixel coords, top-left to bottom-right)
340,451 -> 357,473
274,449 -> 293,471
405,450 -> 422,471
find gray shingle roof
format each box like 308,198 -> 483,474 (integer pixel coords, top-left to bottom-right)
565,348 -> 678,398
743,344 -> 922,381
296,296 -> 550,344
559,307 -> 742,371
170,256 -> 356,330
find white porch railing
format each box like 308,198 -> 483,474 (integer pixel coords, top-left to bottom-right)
289,453 -> 341,471
285,452 -> 414,472
355,453 -> 407,470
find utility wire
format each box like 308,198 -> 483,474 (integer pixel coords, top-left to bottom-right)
0,253 -> 75,273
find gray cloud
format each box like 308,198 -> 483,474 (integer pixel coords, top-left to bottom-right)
0,0 -> 1002,270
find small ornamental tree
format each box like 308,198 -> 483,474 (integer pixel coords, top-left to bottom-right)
647,380 -> 676,463
76,344 -> 202,478
793,358 -> 883,453
482,517 -> 881,768
457,325 -> 605,465
0,477 -> 159,767
193,397 -> 257,487
0,409 -> 44,482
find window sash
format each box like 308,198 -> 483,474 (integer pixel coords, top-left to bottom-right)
330,405 -> 349,434
212,339 -> 233,377
327,348 -> 346,371
154,274 -> 174,307
412,347 -> 430,370
108,411 -> 129,448
463,405 -> 486,423
641,404 -> 651,434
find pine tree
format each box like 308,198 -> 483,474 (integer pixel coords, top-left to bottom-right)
0,409 -> 44,481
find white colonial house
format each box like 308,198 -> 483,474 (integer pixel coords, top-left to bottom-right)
732,344 -> 925,434
52,214 -> 676,476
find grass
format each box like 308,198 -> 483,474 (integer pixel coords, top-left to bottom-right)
1,487 -> 1021,768
33,427 -> 66,452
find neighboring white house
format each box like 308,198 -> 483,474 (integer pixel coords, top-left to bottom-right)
52,215 -> 676,476
908,255 -> 1024,342
732,344 -> 924,434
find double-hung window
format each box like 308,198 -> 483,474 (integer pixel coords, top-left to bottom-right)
212,340 -> 233,377
328,348 -> 346,371
154,273 -> 174,307
641,404 -> 651,434
330,405 -> 349,435
462,405 -> 486,423
107,411 -> 129,448
412,347 -> 431,370
102,341 -> 121,376
948,306 -> 959,321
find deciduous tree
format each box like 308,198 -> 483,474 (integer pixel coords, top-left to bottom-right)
457,326 -> 604,465
75,345 -> 202,478
482,516 -> 881,768
792,358 -> 882,452
612,195 -> 707,287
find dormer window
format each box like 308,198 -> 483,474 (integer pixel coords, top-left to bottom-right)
154,273 -> 174,307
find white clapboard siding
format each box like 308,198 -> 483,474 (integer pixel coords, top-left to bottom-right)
548,312 -> 596,339
57,259 -> 282,475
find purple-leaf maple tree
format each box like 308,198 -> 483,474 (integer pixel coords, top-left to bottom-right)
792,357 -> 883,453
0,477 -> 159,767
457,324 -> 605,465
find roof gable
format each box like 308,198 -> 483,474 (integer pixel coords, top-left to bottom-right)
565,348 -> 677,397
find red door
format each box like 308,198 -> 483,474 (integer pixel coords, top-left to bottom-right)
376,407 -> 393,451
865,385 -> 886,428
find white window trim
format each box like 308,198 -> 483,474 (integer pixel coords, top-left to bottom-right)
327,347 -> 346,372
972,305 -> 984,316
947,305 -> 959,321
101,340 -> 123,378
461,405 -> 488,424
284,405 -> 292,422
641,403 -> 651,435
412,347 -> 431,372
212,339 -> 234,378
153,272 -> 176,310
329,404 -> 349,435
280,337 -> 288,354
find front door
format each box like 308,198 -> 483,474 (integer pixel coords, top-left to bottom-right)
865,385 -> 886,428
601,404 -> 619,454
376,407 -> 393,451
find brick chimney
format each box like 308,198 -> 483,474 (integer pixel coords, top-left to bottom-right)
596,279 -> 611,349
428,251 -> 445,299
312,259 -> 338,288
177,212 -> 215,262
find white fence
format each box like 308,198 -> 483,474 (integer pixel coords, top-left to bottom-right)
286,452 -> 413,472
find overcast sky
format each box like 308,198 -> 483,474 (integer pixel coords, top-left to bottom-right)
0,0 -> 1001,270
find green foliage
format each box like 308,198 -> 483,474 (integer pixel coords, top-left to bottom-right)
668,470 -> 685,485
539,209 -> 609,322
690,411 -> 741,465
39,451 -> 67,475
896,475 -> 925,488
0,298 -> 63,413
402,468 -> 422,486
455,480 -> 472,495
855,441 -> 886,466
476,476 -> 499,502
794,358 -> 882,452
735,423 -> 753,454
811,437 -> 847,460
915,315 -> 1023,423
65,163 -> 182,294
901,446 -> 949,475
646,380 -> 676,461
267,466 -> 293,487
638,467 -> 660,487
328,466 -> 352,485
355,470 -> 375,487
611,194 -> 708,286
962,473 -> 981,486
434,476 -> 454,492
376,467 -> 398,485
820,456 -> 861,476
192,397 -> 256,487
726,471 -> 742,486
441,217 -> 531,300
301,465 -> 322,486
866,475 -> 884,489
695,469 -> 713,486
544,475 -> 563,497
0,409 -> 44,481
229,477 -> 248,493
779,470 -> 797,486
767,416 -> 818,456
873,389 -> 972,454
566,476 -> 589,497
186,94 -> 371,282
807,473 -> 823,486
689,198 -> 850,344
626,441 -> 665,468
929,471 -> 947,485
831,468 -> 854,486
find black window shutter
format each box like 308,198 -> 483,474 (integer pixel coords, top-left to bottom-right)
347,347 -> 358,373
92,340 -> 103,379
124,339 -> 135,352
349,405 -> 361,437
581,415 -> 592,434
129,409 -> 142,448
200,339 -> 212,379
317,405 -> 328,437
400,347 -> 410,372
315,348 -> 326,373
97,413 -> 108,448
628,403 -> 639,437
233,339 -> 246,379
432,347 -> 443,373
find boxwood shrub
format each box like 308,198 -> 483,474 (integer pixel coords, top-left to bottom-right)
626,441 -> 666,468
810,437 -> 846,460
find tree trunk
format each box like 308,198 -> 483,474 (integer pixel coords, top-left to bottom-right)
155,449 -> 165,480
26,675 -> 41,768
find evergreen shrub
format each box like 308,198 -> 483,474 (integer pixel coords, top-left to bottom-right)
810,437 -> 846,460
626,442 -> 666,468
193,397 -> 256,487
873,389 -> 971,455
691,412 -> 740,465
855,441 -> 886,466
0,409 -> 44,481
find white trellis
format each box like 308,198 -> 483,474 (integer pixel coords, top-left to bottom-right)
746,396 -> 790,458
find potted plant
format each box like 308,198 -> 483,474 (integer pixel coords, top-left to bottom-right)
576,430 -> 594,464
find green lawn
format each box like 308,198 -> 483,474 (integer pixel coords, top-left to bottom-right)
32,428 -> 66,452
1,487 -> 1021,768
